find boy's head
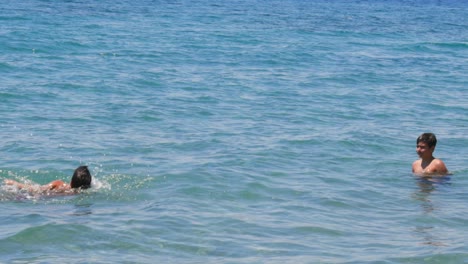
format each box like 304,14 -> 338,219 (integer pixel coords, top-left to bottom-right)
71,166 -> 92,189
416,133 -> 437,148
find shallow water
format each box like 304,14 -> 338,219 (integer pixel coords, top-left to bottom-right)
1,0 -> 468,263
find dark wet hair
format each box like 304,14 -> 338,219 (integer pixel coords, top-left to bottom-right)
71,166 -> 92,189
417,133 -> 437,148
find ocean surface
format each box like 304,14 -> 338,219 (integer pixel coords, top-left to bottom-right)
1,0 -> 467,263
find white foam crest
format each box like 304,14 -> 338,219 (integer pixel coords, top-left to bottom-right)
0,183 -> 42,201
90,177 -> 111,191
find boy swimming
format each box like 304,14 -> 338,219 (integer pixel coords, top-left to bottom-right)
3,166 -> 92,195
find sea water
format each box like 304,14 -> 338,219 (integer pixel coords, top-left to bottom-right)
1,0 -> 467,263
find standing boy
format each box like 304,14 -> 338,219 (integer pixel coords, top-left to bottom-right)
412,133 -> 448,175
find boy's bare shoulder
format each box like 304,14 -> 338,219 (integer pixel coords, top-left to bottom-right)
412,159 -> 422,172
432,158 -> 448,172
45,180 -> 70,192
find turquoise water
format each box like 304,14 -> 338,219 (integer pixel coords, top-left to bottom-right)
1,0 -> 468,263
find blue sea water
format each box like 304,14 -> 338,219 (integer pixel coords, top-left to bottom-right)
1,0 -> 467,263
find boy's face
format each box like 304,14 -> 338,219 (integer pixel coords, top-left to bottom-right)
416,141 -> 434,158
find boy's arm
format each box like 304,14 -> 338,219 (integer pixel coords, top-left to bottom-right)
412,160 -> 420,173
4,179 -> 42,192
3,179 -> 49,192
4,179 -> 26,189
4,179 -> 69,192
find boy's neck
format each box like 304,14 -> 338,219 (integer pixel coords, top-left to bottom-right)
421,155 -> 435,164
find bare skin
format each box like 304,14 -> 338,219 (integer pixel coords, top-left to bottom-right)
4,179 -> 74,194
412,142 -> 448,176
